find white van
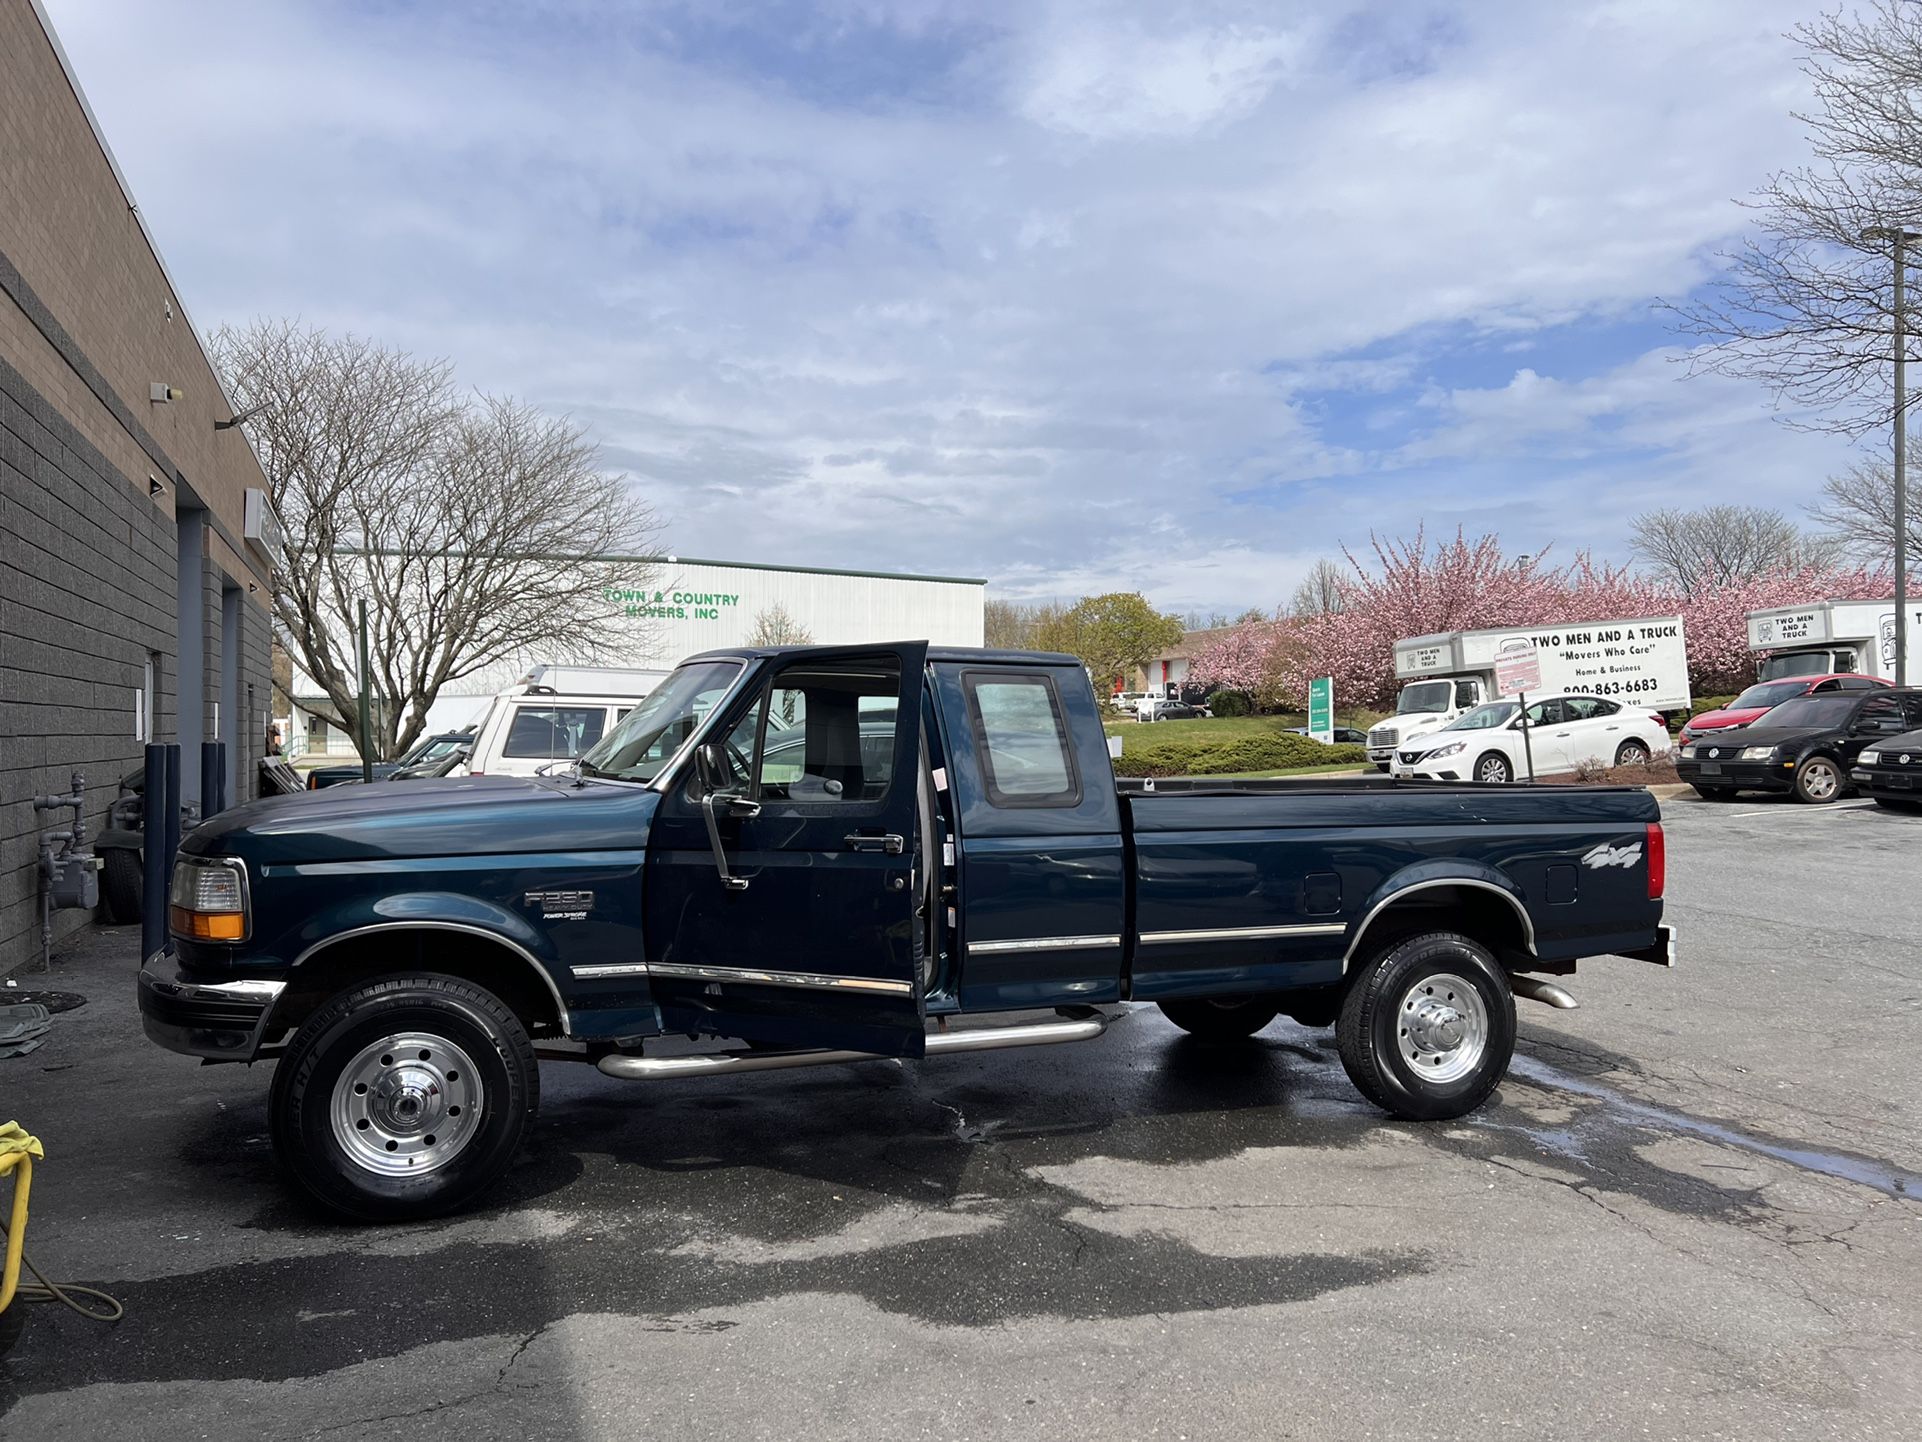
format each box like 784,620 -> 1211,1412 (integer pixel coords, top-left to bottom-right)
462,667 -> 668,778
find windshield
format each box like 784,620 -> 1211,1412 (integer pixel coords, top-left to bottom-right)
1397,680 -> 1455,715
1443,701 -> 1519,731
1759,650 -> 1841,681
1755,696 -> 1858,731
1730,680 -> 1817,711
579,661 -> 743,782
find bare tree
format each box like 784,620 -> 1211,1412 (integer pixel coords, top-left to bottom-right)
1669,2 -> 1922,436
1811,457 -> 1922,566
1288,558 -> 1349,617
984,597 -> 1067,650
1629,505 -> 1834,594
216,319 -> 660,758
746,603 -> 814,645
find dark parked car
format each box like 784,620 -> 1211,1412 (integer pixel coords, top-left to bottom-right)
306,732 -> 473,789
1290,726 -> 1370,745
1849,728 -> 1922,812
1677,688 -> 1922,803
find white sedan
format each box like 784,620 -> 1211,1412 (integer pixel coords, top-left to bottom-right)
1389,693 -> 1670,784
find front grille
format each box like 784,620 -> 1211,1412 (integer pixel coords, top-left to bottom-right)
1369,726 -> 1398,748
1398,750 -> 1424,765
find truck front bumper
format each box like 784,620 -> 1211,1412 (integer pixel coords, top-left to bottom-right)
138,953 -> 285,1061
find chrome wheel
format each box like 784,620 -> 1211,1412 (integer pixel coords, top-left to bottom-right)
1476,753 -> 1511,784
328,1031 -> 484,1177
1396,972 -> 1488,1084
1616,741 -> 1649,766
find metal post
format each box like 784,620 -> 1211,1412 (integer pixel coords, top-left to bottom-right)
162,743 -> 182,958
142,743 -> 166,961
201,740 -> 222,822
1896,233 -> 1910,687
357,598 -> 374,783
1518,692 -> 1536,783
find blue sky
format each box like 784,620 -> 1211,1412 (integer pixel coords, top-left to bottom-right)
45,0 -> 1866,612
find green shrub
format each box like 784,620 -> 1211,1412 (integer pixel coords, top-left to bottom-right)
1207,689 -> 1254,717
1688,694 -> 1739,720
1113,730 -> 1370,778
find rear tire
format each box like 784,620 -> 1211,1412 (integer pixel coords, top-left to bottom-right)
1157,996 -> 1279,1040
98,844 -> 142,925
269,973 -> 538,1223
1794,755 -> 1844,804
1336,932 -> 1516,1120
1474,752 -> 1512,785
1613,740 -> 1651,767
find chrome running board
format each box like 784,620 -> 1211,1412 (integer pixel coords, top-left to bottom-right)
595,1012 -> 1111,1081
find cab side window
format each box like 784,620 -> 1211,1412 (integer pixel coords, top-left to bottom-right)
1524,699 -> 1568,727
745,663 -> 902,806
1563,697 -> 1618,722
963,672 -> 1080,808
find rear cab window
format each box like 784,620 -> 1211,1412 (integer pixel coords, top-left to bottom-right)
962,672 -> 1080,808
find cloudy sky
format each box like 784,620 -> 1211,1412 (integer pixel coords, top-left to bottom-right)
45,0 -> 1867,612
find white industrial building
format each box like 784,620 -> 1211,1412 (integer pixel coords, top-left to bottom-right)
288,555 -> 986,758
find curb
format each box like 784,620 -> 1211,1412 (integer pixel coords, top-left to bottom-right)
1644,783 -> 1695,800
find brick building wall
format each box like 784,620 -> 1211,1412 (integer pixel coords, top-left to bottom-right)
1,1 -> 275,975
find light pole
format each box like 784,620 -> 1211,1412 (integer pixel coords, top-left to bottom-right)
1863,225 -> 1920,685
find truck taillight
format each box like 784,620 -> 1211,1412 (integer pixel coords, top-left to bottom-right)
1646,822 -> 1665,900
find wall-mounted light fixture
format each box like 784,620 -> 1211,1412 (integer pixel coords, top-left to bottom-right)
214,402 -> 266,432
149,383 -> 182,403
148,475 -> 165,497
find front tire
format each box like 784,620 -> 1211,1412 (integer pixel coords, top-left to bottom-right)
1157,996 -> 1279,1040
1794,755 -> 1844,804
1336,932 -> 1516,1120
1474,752 -> 1512,785
269,974 -> 538,1222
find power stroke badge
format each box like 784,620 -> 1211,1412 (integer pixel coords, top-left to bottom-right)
525,889 -> 595,921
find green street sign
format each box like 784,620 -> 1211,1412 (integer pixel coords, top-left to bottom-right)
1308,676 -> 1334,744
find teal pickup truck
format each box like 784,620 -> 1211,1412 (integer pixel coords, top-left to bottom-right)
142,643 -> 1673,1220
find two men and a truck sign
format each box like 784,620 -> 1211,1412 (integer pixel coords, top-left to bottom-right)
1367,617 -> 1692,769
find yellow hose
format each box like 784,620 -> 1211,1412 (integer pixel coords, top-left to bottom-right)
0,1140 -> 123,1324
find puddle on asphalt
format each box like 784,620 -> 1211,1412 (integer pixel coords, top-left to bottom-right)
1505,1053 -> 1921,1202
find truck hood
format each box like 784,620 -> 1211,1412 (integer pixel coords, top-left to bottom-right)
182,775 -> 661,865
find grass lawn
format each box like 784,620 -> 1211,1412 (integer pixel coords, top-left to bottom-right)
1103,714 -> 1304,744
1207,762 -> 1374,780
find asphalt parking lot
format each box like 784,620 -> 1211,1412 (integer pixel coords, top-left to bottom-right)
3,792 -> 1920,1441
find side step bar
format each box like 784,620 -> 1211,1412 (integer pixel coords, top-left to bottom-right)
596,1012 -> 1111,1081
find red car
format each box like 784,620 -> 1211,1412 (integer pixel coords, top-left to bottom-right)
1680,674 -> 1891,745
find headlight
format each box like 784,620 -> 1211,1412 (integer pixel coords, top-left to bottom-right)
1680,744 -> 1696,758
1860,750 -> 1881,766
168,857 -> 249,942
1738,746 -> 1775,761
1425,741 -> 1467,759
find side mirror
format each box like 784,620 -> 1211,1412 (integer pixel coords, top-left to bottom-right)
695,741 -> 727,792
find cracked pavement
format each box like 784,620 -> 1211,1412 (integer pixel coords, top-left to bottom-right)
2,793 -> 1920,1439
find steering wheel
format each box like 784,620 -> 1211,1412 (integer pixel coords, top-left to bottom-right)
725,738 -> 755,786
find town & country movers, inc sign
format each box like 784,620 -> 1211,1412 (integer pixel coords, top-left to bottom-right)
605,587 -> 742,621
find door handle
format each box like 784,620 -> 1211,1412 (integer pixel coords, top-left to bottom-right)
845,833 -> 905,854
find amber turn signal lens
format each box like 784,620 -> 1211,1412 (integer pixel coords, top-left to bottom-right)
169,906 -> 245,942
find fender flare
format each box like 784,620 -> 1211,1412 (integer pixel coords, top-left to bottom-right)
1344,864 -> 1536,968
275,898 -> 571,1036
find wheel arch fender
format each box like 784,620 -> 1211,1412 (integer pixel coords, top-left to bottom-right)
1344,862 -> 1536,971
269,893 -> 570,1039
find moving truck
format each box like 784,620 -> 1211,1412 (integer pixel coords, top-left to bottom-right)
1367,616 -> 1690,769
1747,599 -> 1922,683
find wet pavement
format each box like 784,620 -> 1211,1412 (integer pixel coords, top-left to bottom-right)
2,792 -> 1920,1439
